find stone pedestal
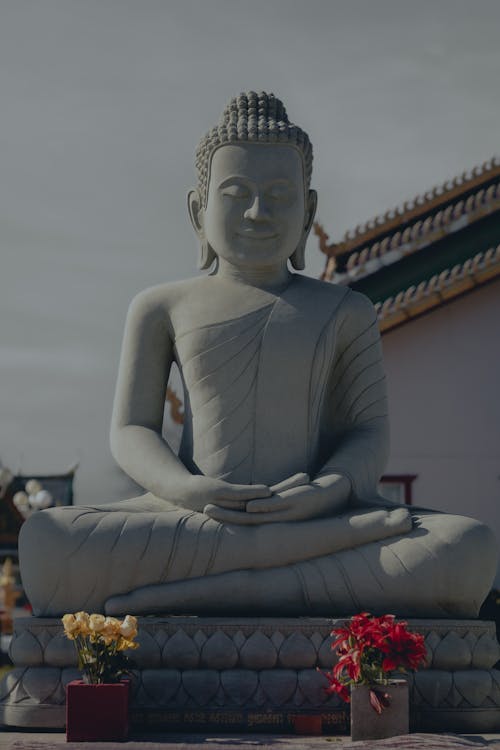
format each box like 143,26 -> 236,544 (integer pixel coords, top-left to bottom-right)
1,616 -> 499,732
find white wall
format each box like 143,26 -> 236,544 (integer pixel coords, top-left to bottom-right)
382,278 -> 500,584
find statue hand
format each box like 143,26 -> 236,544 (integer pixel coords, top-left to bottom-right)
175,475 -> 271,513
204,473 -> 351,525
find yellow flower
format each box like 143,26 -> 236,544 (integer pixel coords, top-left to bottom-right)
88,613 -> 106,633
116,636 -> 139,652
101,616 -> 122,640
119,615 -> 138,640
62,613 -> 79,639
74,611 -> 91,636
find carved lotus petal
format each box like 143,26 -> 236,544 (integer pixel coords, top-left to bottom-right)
162,629 -> 199,669
133,630 -> 161,668
44,633 -> 76,667
423,631 -> 441,667
491,669 -> 500,706
0,667 -> 29,701
260,670 -> 297,707
232,630 -> 246,650
298,668 -> 330,705
433,631 -> 471,670
182,669 -> 220,706
200,631 -> 238,670
152,628 -> 168,650
317,637 -> 334,668
23,667 -> 61,704
220,669 -> 258,706
413,670 -> 452,707
278,632 -> 316,668
9,631 -> 43,667
37,628 -> 56,651
472,633 -> 500,669
141,669 -> 181,705
453,670 -> 493,708
240,631 -> 277,669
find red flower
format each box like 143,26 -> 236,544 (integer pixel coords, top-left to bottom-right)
322,612 -> 426,707
319,670 -> 351,703
380,622 -> 427,672
334,651 -> 362,682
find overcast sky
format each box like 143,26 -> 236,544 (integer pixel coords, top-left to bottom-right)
1,0 -> 499,504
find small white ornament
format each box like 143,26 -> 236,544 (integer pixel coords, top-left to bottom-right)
25,479 -> 42,495
13,491 -> 29,508
29,490 -> 53,510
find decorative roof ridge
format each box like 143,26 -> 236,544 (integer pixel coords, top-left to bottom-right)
345,157 -> 499,244
317,157 -> 499,267
322,176 -> 500,283
375,243 -> 500,333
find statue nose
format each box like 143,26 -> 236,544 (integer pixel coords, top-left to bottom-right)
244,194 -> 270,221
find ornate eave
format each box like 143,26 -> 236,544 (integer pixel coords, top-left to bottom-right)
375,243 -> 500,333
317,157 -> 500,333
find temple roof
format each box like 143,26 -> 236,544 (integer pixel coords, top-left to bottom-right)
317,157 -> 500,333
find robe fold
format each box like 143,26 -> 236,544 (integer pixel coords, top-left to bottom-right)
176,275 -> 389,497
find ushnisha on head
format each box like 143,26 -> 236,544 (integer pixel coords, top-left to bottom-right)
195,91 -> 313,206
188,91 -> 317,272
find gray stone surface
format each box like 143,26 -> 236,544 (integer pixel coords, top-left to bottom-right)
1,617 -> 500,732
4,732 -> 500,750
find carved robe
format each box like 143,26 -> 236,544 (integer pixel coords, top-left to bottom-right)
176,276 -> 388,494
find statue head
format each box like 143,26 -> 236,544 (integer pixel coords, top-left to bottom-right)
188,91 -> 317,272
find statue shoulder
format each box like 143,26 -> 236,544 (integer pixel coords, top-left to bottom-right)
337,288 -> 380,344
290,273 -> 351,307
339,288 -> 378,320
292,275 -> 372,318
126,277 -> 205,321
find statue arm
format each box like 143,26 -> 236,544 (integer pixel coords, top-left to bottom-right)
110,288 -> 193,500
110,288 -> 270,510
317,289 -> 389,503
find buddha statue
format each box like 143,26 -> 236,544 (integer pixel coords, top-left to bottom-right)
19,91 -> 497,619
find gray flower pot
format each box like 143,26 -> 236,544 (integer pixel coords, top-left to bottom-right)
350,679 -> 409,741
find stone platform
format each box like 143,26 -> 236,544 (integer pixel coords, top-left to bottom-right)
1,617 -> 499,732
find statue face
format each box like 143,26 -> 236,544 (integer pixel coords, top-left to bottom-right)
203,143 -> 307,271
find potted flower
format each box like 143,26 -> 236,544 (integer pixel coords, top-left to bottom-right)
321,612 -> 427,741
62,611 -> 139,742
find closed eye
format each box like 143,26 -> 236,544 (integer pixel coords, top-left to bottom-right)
267,184 -> 295,201
221,184 -> 250,199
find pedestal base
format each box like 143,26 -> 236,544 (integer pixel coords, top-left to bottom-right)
1,616 -> 499,732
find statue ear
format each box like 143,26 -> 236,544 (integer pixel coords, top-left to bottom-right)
290,189 -> 318,271
187,188 -> 204,237
305,189 -> 318,236
187,188 -> 217,270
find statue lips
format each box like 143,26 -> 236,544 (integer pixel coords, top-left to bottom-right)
235,223 -> 279,243
235,231 -> 278,240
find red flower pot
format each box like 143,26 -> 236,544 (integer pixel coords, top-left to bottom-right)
66,679 -> 130,742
